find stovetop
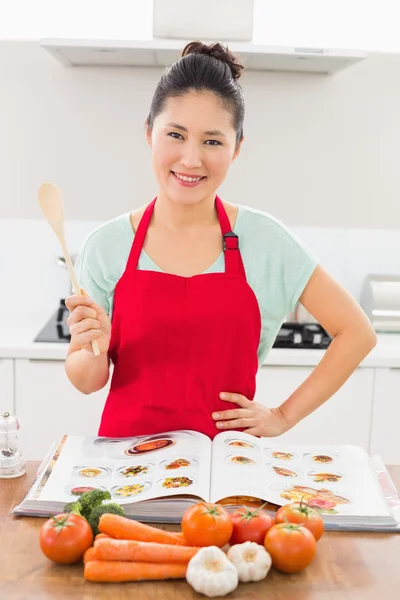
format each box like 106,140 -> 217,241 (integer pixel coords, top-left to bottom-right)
273,322 -> 332,349
34,300 -> 333,349
34,299 -> 71,343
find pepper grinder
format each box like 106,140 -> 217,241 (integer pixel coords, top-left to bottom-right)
0,412 -> 26,478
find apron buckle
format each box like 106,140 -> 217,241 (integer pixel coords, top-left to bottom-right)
223,231 -> 239,251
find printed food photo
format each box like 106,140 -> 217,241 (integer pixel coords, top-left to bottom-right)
124,438 -> 176,456
227,456 -> 256,466
72,466 -> 111,479
111,483 -> 150,497
116,464 -> 152,477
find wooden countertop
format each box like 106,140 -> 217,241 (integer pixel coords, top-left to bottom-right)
1,462 -> 400,600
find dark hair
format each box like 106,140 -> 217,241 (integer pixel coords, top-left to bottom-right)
147,41 -> 245,144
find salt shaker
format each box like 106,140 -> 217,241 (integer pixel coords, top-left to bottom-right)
0,412 -> 26,478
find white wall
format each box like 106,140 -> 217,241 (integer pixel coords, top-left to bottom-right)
2,1 -> 400,53
1,40 -> 400,228
0,0 -> 153,40
253,1 -> 400,52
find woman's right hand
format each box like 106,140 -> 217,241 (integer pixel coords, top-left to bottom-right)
65,291 -> 112,354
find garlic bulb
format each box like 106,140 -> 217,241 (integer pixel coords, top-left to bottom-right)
227,541 -> 272,582
186,546 -> 239,597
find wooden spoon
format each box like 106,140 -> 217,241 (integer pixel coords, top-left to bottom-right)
38,182 -> 100,356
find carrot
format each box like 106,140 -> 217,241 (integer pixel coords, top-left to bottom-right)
173,532 -> 186,540
99,514 -> 187,545
95,533 -> 110,540
84,560 -> 187,582
94,538 -> 201,563
83,547 -> 97,564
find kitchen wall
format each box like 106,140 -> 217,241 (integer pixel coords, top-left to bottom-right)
1,40 -> 400,323
3,1 -> 400,53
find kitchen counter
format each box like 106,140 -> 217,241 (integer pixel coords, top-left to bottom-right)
1,462 -> 400,600
2,312 -> 400,367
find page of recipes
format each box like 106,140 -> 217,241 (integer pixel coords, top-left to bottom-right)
36,430 -> 212,506
210,432 -> 391,517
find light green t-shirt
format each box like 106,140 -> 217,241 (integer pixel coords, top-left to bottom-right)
75,204 -> 319,365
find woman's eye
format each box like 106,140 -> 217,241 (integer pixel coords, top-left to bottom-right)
168,132 -> 184,140
167,133 -> 221,146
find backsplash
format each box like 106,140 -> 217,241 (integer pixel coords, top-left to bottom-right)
1,218 -> 399,335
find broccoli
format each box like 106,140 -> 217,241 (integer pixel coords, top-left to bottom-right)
87,503 -> 125,536
63,500 -> 82,515
79,489 -> 111,519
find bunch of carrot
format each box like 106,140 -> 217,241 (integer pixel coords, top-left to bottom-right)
83,513 -> 201,582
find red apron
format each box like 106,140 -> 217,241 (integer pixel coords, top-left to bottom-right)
98,196 -> 262,439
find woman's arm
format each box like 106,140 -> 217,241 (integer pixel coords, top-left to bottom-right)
279,265 -> 377,427
65,346 -> 111,395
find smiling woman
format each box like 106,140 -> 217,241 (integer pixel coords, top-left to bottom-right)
144,41 -> 244,209
65,40 -> 377,442
147,92 -> 240,205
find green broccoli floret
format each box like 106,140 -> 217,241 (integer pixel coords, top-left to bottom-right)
87,503 -> 125,536
79,489 -> 111,519
63,500 -> 82,515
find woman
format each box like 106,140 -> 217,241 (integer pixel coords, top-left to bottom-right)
65,41 -> 377,440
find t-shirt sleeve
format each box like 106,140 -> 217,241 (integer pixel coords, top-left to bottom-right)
279,223 -> 319,316
74,235 -> 111,315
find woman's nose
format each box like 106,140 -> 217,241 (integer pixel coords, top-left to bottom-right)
180,144 -> 202,169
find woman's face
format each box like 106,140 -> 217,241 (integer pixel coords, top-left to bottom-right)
146,90 -> 242,206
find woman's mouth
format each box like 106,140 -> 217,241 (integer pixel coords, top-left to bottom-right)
171,171 -> 206,187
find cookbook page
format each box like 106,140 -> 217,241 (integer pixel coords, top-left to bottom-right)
210,433 -> 392,518
35,430 -> 212,506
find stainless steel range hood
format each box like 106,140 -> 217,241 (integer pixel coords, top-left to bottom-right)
40,38 -> 367,75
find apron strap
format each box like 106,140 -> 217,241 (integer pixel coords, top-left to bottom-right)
127,198 -> 157,270
128,196 -> 246,278
215,196 -> 246,277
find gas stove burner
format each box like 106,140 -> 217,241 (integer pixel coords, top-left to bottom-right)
34,299 -> 71,343
272,322 -> 332,349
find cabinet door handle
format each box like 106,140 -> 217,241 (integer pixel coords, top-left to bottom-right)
28,358 -> 64,363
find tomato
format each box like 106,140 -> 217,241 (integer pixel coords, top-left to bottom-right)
39,513 -> 93,564
182,502 -> 233,547
274,500 -> 325,541
230,506 -> 274,545
264,523 -> 317,573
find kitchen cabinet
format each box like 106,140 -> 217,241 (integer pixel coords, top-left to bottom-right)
0,359 -> 14,415
370,368 -> 400,464
255,366 -> 374,450
15,359 -> 110,461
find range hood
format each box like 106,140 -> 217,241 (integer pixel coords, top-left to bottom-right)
40,38 -> 367,75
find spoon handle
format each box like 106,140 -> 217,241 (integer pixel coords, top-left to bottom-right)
60,239 -> 101,356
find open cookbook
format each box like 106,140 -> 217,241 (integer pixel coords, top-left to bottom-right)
13,429 -> 400,532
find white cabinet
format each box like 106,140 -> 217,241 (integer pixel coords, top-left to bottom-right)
255,366 -> 374,451
0,358 -> 14,414
15,359 -> 110,461
370,368 -> 400,464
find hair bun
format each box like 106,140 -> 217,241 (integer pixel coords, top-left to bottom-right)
181,41 -> 244,80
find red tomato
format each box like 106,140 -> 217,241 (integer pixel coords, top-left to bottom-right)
230,506 -> 274,545
182,502 -> 233,547
275,500 -> 325,541
39,513 -> 93,564
264,523 -> 317,573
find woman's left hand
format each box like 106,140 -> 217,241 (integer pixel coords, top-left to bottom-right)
212,392 -> 291,437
